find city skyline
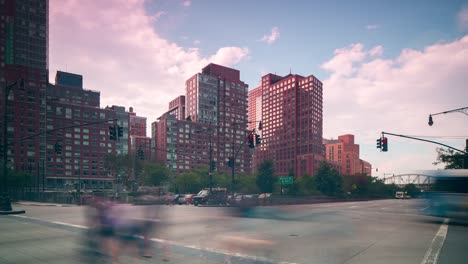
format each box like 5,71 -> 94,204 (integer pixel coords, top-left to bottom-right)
48,0 -> 468,176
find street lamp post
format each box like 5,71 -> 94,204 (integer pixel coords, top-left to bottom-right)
1,79 -> 24,213
428,106 -> 468,168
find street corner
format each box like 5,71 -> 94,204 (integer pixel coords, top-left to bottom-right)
0,209 -> 26,215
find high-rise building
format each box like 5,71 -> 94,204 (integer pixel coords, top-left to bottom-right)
324,134 -> 372,176
167,96 -> 185,121
105,105 -> 130,155
1,0 -> 49,189
45,71 -> 116,189
128,107 -> 151,161
249,72 -> 324,177
154,63 -> 250,175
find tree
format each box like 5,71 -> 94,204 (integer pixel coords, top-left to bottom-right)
256,160 -> 276,193
433,147 -> 467,169
403,183 -> 420,197
141,162 -> 170,186
299,174 -> 318,195
314,162 -> 343,196
236,173 -> 259,194
174,172 -> 203,194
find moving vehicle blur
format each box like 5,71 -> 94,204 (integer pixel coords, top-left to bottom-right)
178,194 -> 194,205
192,188 -> 228,206
423,170 -> 468,221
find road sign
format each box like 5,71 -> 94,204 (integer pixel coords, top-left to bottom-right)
279,176 -> 293,185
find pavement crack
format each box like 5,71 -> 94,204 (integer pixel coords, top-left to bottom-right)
340,240 -> 379,264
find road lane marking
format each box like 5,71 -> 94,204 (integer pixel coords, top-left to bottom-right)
11,215 -> 297,264
420,218 -> 449,264
349,206 -> 359,208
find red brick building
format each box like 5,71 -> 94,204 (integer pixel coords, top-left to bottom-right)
249,72 -> 324,177
44,71 -> 117,189
324,134 -> 372,176
154,63 -> 250,175
1,0 -> 49,190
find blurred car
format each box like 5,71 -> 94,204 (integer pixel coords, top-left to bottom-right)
193,188 -> 228,206
424,172 -> 468,220
178,194 -> 194,205
172,194 -> 184,204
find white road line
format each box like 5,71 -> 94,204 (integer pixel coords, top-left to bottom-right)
420,218 -> 449,264
51,221 -> 88,229
12,215 -> 297,264
349,206 -> 359,208
380,207 -> 388,210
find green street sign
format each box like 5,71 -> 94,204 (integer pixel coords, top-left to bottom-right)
279,176 -> 293,185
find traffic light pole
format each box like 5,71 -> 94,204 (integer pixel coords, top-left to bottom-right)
382,131 -> 467,154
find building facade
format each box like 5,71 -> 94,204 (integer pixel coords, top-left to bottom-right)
249,72 -> 324,177
324,134 -> 372,176
1,0 -> 49,190
45,71 -> 116,189
154,63 -> 251,175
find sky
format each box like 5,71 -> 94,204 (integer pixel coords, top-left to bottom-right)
48,0 -> 468,177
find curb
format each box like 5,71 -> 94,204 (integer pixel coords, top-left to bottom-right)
0,210 -> 26,215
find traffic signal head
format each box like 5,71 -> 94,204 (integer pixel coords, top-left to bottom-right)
255,134 -> 261,145
376,138 -> 382,149
117,126 -> 123,138
428,115 -> 433,126
382,137 -> 388,152
109,126 -> 117,140
227,157 -> 233,167
248,134 -> 254,148
210,160 -> 216,171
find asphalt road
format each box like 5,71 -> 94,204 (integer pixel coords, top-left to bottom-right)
2,199 -> 466,264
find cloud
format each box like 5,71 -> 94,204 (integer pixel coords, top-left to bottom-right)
49,0 -> 249,128
260,27 -> 280,44
458,5 -> 468,30
321,36 -> 468,174
366,24 -> 380,30
182,0 -> 191,7
193,40 -> 201,45
153,11 -> 166,21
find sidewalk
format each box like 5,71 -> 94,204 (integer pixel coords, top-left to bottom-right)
0,215 -> 275,264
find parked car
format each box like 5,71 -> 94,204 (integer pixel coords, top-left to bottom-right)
193,188 -> 228,206
172,194 -> 184,204
178,194 -> 195,205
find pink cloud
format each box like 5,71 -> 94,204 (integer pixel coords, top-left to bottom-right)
321,36 -> 468,174
49,0 -> 249,126
260,27 -> 280,44
182,0 -> 191,7
366,24 -> 380,30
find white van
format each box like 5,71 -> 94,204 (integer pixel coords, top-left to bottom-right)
395,191 -> 404,199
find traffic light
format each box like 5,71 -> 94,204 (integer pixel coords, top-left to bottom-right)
255,134 -> 261,145
117,126 -> 123,138
54,143 -> 62,154
210,160 -> 216,171
376,138 -> 382,150
227,157 -> 233,167
109,126 -> 117,140
382,137 -> 388,152
248,134 -> 254,149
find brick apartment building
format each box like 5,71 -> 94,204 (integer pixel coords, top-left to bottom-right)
1,0 -> 49,189
324,134 -> 372,176
45,71 -> 117,189
153,63 -> 251,175
248,72 -> 324,177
